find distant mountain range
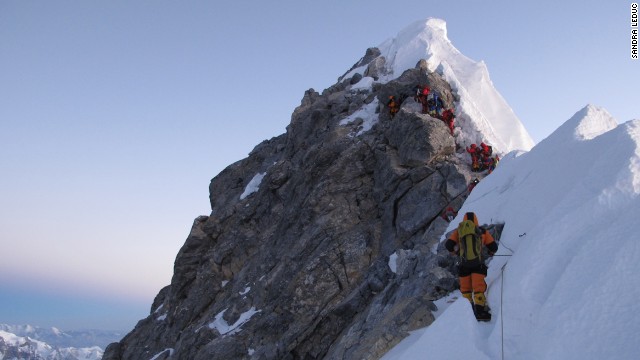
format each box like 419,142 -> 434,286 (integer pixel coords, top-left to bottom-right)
0,324 -> 123,360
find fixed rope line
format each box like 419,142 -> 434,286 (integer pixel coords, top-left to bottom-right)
501,262 -> 507,360
497,235 -> 516,360
500,241 -> 516,254
496,233 -> 520,359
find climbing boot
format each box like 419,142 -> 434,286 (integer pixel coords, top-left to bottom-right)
474,304 -> 491,322
473,292 -> 491,321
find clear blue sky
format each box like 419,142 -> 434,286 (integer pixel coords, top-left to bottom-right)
0,1 -> 636,331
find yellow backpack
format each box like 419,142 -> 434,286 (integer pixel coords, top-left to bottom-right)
458,218 -> 482,266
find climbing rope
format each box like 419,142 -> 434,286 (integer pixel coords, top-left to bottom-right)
494,238 -> 514,360
501,262 -> 506,360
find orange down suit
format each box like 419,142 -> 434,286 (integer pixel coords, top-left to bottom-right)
445,212 -> 498,307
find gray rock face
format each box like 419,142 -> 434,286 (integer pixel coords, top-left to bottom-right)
103,50 -> 480,360
339,47 -> 382,82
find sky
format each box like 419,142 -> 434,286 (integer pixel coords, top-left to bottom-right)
0,1 -> 636,332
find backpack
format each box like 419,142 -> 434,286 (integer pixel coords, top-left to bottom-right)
458,216 -> 482,266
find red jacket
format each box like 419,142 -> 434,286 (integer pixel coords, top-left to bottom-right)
467,145 -> 479,161
442,109 -> 455,122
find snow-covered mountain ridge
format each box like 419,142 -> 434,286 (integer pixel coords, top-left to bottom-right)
382,105 -> 640,359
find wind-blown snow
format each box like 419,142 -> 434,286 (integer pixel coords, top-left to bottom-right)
240,286 -> 251,295
357,18 -> 535,153
240,172 -> 266,200
388,252 -> 398,273
382,105 -> 640,359
350,76 -> 375,91
149,348 -> 175,360
208,307 -> 261,336
339,99 -> 379,136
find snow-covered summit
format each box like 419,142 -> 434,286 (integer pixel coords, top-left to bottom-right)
348,18 -> 535,154
540,104 -> 618,147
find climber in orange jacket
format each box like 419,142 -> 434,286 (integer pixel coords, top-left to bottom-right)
445,212 -> 498,321
387,95 -> 400,117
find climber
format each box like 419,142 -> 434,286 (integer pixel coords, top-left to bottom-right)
421,85 -> 430,98
441,206 -> 458,222
466,144 -> 481,172
412,85 -> 421,101
427,91 -> 444,117
481,155 -> 493,172
473,160 -> 482,172
488,155 -> 500,174
445,212 -> 498,321
466,143 -> 478,157
467,178 -> 480,194
387,95 -> 399,118
413,85 -> 429,113
480,142 -> 493,158
441,108 -> 455,135
413,84 -> 428,102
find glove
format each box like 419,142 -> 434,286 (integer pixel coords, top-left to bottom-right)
488,251 -> 495,257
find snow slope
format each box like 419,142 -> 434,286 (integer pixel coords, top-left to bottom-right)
382,105 -> 640,359
345,18 -> 535,153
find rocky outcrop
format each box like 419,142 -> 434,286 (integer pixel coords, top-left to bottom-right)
103,50 -> 481,360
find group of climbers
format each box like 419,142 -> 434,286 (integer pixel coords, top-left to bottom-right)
466,142 -> 500,173
443,144 -> 502,322
385,85 -> 455,135
444,142 -> 502,322
414,84 -> 455,135
384,82 -> 505,322
429,101 -> 502,322
387,84 -> 501,322
384,84 -> 502,177
413,85 -> 444,117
